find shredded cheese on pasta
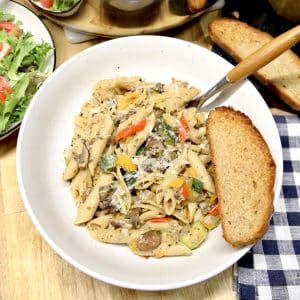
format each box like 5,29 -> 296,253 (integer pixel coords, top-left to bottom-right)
63,77 -> 219,258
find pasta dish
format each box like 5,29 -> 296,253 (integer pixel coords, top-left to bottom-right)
63,77 -> 219,258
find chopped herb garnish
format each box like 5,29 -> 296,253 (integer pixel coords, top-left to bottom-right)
191,178 -> 203,193
100,154 -> 116,172
123,171 -> 139,190
158,122 -> 178,145
136,146 -> 145,156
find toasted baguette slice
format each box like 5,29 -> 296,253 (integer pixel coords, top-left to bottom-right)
208,18 -> 300,111
207,107 -> 276,247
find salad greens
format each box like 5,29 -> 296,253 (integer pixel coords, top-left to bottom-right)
191,178 -> 204,193
100,154 -> 116,172
158,122 -> 178,146
123,171 -> 139,190
0,11 -> 14,22
0,10 -> 52,134
52,0 -> 78,11
33,0 -> 78,12
135,145 -> 145,156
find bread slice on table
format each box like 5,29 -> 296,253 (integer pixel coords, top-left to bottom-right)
206,107 -> 276,247
208,18 -> 300,111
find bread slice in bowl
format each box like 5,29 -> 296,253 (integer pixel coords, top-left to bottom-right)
206,107 -> 276,247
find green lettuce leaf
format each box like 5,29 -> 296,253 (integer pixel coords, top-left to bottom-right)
52,0 -> 77,11
7,35 -> 36,80
0,10 -> 52,134
20,42 -> 52,72
5,95 -> 31,129
0,11 -> 15,22
0,75 -> 30,132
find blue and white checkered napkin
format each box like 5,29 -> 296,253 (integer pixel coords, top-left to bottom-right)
234,114 -> 300,300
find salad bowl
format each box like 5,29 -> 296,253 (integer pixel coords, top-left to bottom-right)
28,0 -> 84,17
0,0 -> 55,140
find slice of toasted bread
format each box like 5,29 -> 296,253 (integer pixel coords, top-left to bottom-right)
208,18 -> 300,111
206,107 -> 276,247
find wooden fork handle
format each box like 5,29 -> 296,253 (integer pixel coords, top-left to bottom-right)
226,25 -> 300,84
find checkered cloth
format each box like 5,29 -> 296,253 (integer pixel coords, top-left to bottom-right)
234,115 -> 300,300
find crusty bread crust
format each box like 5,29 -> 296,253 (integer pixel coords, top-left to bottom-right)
207,107 -> 276,247
208,18 -> 300,111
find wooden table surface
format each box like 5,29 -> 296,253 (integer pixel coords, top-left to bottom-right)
0,2 -> 291,299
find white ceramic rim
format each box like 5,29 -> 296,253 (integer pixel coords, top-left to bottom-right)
16,35 -> 283,291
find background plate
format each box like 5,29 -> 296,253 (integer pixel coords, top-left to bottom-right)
0,0 -> 55,140
17,36 -> 283,290
26,0 -> 225,37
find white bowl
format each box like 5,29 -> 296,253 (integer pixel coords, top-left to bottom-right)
16,36 -> 283,291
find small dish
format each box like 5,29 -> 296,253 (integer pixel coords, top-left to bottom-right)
29,0 -> 84,17
0,0 -> 55,140
37,0 -> 225,37
17,36 -> 282,290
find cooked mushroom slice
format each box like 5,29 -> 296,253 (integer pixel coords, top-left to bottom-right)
153,82 -> 165,93
63,158 -> 79,181
73,139 -> 89,168
98,184 -> 115,210
110,219 -> 123,228
70,168 -> 92,207
137,230 -> 162,251
128,208 -> 142,229
144,136 -> 164,158
78,144 -> 89,168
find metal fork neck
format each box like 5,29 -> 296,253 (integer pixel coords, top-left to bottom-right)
197,76 -> 231,110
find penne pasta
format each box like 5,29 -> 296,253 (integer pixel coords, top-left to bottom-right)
88,226 -> 132,244
187,202 -> 198,223
88,114 -> 114,176
70,168 -> 92,207
87,215 -> 113,229
139,211 -> 165,223
154,244 -> 192,257
134,173 -> 157,190
63,158 -> 79,181
74,174 -> 114,225
163,189 -> 177,215
188,150 -> 215,193
120,113 -> 156,156
64,77 -> 219,258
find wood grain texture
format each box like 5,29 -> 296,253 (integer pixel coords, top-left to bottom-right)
0,3 -> 238,299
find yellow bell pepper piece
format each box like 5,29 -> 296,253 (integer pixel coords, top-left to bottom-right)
116,155 -> 137,172
169,177 -> 185,188
207,194 -> 217,205
130,239 -> 138,252
117,91 -> 140,110
186,167 -> 197,177
114,212 -> 121,219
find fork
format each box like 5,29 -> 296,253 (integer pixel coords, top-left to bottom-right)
195,25 -> 300,110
